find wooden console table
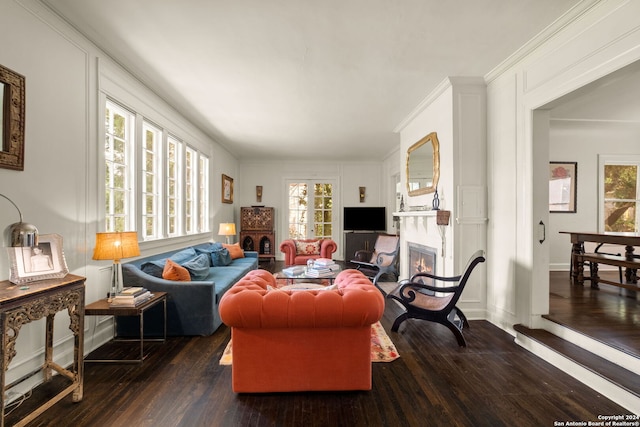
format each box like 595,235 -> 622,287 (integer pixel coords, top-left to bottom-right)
0,274 -> 85,427
560,231 -> 640,291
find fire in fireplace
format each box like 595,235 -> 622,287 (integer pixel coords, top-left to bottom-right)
408,243 -> 437,285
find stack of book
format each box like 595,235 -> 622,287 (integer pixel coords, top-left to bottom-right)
306,259 -> 339,278
282,265 -> 306,276
110,287 -> 152,307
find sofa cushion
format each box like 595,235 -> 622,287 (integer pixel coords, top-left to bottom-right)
141,262 -> 164,278
163,259 -> 191,281
181,253 -> 211,280
223,243 -> 244,259
145,246 -> 199,270
211,247 -> 232,266
295,240 -> 320,255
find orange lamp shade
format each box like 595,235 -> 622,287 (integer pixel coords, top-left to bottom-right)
218,223 -> 236,236
92,232 -> 140,261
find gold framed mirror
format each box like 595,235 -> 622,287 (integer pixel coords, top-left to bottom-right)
406,132 -> 439,196
0,64 -> 25,171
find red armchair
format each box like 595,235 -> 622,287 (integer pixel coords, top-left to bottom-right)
279,238 -> 337,265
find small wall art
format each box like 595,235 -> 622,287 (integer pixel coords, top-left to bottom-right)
549,161 -> 577,213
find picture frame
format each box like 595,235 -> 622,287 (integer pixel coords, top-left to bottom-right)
549,161 -> 577,213
0,64 -> 26,171
7,234 -> 69,285
222,174 -> 234,204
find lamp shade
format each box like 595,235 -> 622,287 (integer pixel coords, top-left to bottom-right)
92,232 -> 140,261
218,223 -> 236,236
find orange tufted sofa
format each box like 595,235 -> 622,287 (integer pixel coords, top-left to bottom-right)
219,268 -> 385,393
279,238 -> 338,265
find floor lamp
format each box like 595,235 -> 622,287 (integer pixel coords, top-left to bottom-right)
93,232 -> 140,301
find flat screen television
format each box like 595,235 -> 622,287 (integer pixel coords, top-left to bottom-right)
343,207 -> 386,231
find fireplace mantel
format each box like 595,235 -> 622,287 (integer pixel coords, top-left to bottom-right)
392,211 -> 437,218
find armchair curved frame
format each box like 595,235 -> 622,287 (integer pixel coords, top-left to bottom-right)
387,249 -> 485,347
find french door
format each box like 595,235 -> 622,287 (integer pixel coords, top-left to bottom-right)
286,180 -> 336,240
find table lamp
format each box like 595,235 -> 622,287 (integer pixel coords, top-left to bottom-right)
1,193 -> 39,247
93,231 -> 140,300
218,223 -> 236,244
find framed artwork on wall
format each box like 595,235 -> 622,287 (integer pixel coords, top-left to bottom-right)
7,234 -> 69,285
222,174 -> 234,204
549,161 -> 577,213
0,64 -> 26,171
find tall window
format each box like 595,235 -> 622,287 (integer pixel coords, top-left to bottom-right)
104,98 -> 210,239
142,121 -> 161,239
198,156 -> 209,233
600,155 -> 640,232
287,181 -> 334,239
185,146 -> 197,234
104,101 -> 135,232
166,137 -> 182,237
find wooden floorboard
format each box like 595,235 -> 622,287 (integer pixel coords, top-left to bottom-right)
546,271 -> 640,358
5,265 -> 636,426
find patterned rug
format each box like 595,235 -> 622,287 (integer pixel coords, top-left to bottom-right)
219,321 -> 399,365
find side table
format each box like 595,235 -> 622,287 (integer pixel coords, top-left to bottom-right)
85,292 -> 167,364
0,274 -> 85,427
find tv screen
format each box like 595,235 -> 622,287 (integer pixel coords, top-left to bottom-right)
343,207 -> 386,231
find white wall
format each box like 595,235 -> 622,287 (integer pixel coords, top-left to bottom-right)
236,159 -> 394,261
486,0 -> 640,330
0,0 -> 238,395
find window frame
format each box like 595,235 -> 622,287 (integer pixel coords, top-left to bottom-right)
598,154 -> 640,233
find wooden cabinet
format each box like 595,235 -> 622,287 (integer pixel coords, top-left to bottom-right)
344,231 -> 378,264
240,207 -> 275,262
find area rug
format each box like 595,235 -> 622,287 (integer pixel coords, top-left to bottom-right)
219,321 -> 399,365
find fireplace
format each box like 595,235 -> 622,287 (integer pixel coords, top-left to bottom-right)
408,243 -> 437,285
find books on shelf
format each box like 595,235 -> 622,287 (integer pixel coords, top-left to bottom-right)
109,288 -> 152,307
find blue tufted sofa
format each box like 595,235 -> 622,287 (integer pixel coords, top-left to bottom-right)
118,242 -> 258,336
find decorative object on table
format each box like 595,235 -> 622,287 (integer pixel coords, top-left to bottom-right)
1,193 -> 38,247
359,186 -> 365,202
549,161 -> 577,213
256,185 -> 263,203
218,222 -> 236,244
92,231 -> 140,301
0,64 -> 26,171
432,188 -> 440,210
399,195 -> 405,212
7,233 -> 68,285
222,174 -> 234,203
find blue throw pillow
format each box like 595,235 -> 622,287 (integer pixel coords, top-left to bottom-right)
141,262 -> 164,278
211,247 -> 232,266
170,247 -> 198,264
181,254 -> 210,280
195,243 -> 220,267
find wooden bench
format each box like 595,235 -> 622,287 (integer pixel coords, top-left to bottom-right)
575,252 -> 640,291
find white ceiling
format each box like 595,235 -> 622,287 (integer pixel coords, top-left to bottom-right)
43,0 -> 583,160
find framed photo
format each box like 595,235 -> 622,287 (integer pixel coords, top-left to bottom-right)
7,234 -> 69,285
222,174 -> 234,204
549,161 -> 577,213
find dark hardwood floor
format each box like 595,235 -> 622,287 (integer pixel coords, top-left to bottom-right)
6,265 -> 636,426
546,270 -> 640,358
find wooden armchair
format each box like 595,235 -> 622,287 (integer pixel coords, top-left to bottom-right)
387,250 -> 485,347
350,234 -> 399,285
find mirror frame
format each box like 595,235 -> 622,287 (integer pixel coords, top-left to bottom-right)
406,132 -> 440,196
0,64 -> 25,171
